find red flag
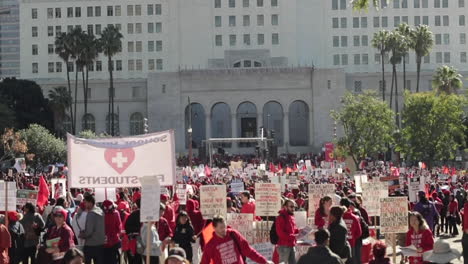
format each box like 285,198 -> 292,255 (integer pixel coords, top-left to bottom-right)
286,167 -> 292,174
443,166 -> 449,175
37,176 -> 49,208
269,163 -> 276,173
204,166 -> 212,177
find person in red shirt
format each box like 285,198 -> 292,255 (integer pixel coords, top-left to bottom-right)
315,196 -> 333,229
102,200 -> 122,264
405,211 -> 434,264
340,198 -> 362,264
295,193 -> 306,210
240,191 -> 258,220
448,194 -> 459,236
200,215 -> 272,264
161,194 -> 176,232
462,199 -> 468,263
186,199 -> 205,236
45,207 -> 75,264
276,199 -> 299,264
0,215 -> 11,264
156,203 -> 173,242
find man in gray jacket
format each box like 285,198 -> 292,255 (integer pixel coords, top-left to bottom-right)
80,194 -> 105,264
297,229 -> 344,264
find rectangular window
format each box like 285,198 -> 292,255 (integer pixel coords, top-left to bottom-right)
95,6 -> 101,16
87,6 -> 93,17
373,17 -> 380,27
32,63 -> 38,73
48,62 -> 54,73
354,54 -> 361,65
341,54 -> 348,65
423,16 -> 429,25
148,23 -> 154,33
340,0 -> 347,9
443,15 -> 449,26
88,62 -> 94,71
32,27 -> 38,37
230,34 -> 236,46
435,16 -> 441,26
113,5 -> 120,16
361,17 -> 367,28
272,14 -> 279,25
257,34 -> 264,45
460,15 -> 465,26
414,16 -> 421,25
135,41 -> 142,52
443,33 -> 450,44
243,0 -> 249,7
271,0 -> 278,6
414,0 -> 420,8
116,60 -> 122,71
147,4 -> 153,15
333,36 -> 339,47
148,59 -> 155,71
136,59 -> 142,71
48,26 -> 53,37
215,0 -> 221,8
444,52 -> 450,63
434,0 -> 441,7
156,40 -> 162,51
95,24 -> 101,35
354,81 -> 362,92
67,25 -> 73,33
32,8 -> 38,19
393,0 -> 400,8
394,16 -> 400,27
257,15 -> 264,26
362,53 -> 369,64
56,26 -> 61,35
55,8 -> 61,18
127,23 -> 134,34
47,8 -> 53,18
75,7 -> 81,17
332,0 -> 338,9
422,0 -> 428,7
155,4 -> 161,15
243,34 -> 250,45
127,5 -> 133,16
229,0 -> 236,7
461,33 -> 466,44
381,0 -> 388,7
257,0 -> 263,7
353,17 -> 359,28
229,16 -> 236,27
461,52 -> 467,63
128,60 -> 135,71
128,42 -> 134,52
382,16 -> 388,27
243,15 -> 250,26
353,35 -> 360,46
134,23 -> 142,33
333,54 -> 340,65
87,25 -> 93,36
94,61 -> 101,71
215,16 -> 222,27
156,59 -> 163,70
442,0 -> 448,7
375,53 -> 381,63
67,7 -> 73,17
135,5 -> 141,16
341,17 -> 347,28
460,0 -> 465,7
272,33 -> 279,45
341,36 -> 348,47
402,16 -> 408,24
402,0 -> 408,7
435,34 -> 442,44
424,55 -> 430,63
32,44 -> 38,55
362,35 -> 368,46
333,17 -> 339,28
215,35 -> 222,46
436,52 -> 442,63
56,62 -> 62,72
148,41 -> 154,52
155,22 -> 162,33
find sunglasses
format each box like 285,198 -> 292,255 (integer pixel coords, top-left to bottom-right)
53,214 -> 64,218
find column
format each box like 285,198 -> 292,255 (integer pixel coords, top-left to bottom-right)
231,113 -> 238,153
257,112 -> 263,136
283,112 -> 289,147
205,114 -> 211,139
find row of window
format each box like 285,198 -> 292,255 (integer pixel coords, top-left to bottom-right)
63,112 -> 146,136
214,14 -> 278,27
333,35 -> 368,47
214,33 -> 279,46
332,15 -> 456,29
31,59 -> 164,73
33,4 -> 162,20
333,51 -> 467,66
214,0 -> 278,8
336,0 -> 458,9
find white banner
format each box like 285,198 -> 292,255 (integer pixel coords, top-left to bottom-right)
255,183 -> 281,217
51,178 -> 67,199
0,181 -> 17,211
67,130 -> 176,188
176,184 -> 187,205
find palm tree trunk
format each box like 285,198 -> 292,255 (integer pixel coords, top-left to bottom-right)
381,52 -> 385,101
416,57 -> 421,93
390,64 -> 394,109
109,55 -> 115,136
82,69 -> 87,129
394,64 -> 400,128
403,55 -> 406,91
74,64 -> 79,134
65,62 -> 75,134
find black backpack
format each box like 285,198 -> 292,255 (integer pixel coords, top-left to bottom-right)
270,215 -> 284,245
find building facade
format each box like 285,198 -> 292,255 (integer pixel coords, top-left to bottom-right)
17,0 -> 468,153
0,0 -> 20,77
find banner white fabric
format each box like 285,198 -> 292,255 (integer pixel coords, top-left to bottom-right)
67,130 -> 176,188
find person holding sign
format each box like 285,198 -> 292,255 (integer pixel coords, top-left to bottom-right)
315,196 -> 333,229
405,212 -> 434,264
200,215 -> 273,264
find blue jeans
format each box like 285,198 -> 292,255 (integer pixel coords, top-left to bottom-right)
277,246 -> 296,264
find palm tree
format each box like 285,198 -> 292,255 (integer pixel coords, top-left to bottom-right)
411,25 -> 434,92
432,65 -> 463,94
77,33 -> 99,130
99,25 -> 123,136
48,86 -> 72,137
372,30 -> 390,101
396,23 -> 412,91
55,32 -> 75,133
67,28 -> 85,134
387,31 -> 407,128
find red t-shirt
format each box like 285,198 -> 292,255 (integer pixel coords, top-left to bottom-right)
405,228 -> 434,264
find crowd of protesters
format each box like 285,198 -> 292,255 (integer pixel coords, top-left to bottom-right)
1,156 -> 468,264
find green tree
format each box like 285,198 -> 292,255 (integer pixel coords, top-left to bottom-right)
331,91 -> 395,168
20,124 -> 66,168
99,25 -> 123,136
411,25 -> 434,92
432,65 -> 463,94
372,30 -> 390,101
398,92 -> 466,165
387,31 -> 407,127
48,86 -> 72,137
0,128 -> 27,164
352,0 -> 382,10
396,23 -> 413,91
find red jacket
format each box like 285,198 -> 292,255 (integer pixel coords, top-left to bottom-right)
104,210 -> 122,248
464,203 -> 468,231
200,228 -> 268,264
156,217 -> 173,241
163,204 -> 176,232
276,209 -> 299,247
241,201 -> 261,221
0,224 -> 10,264
342,209 -> 362,247
187,199 -> 205,235
314,208 -> 328,229
405,228 -> 434,264
449,200 -> 459,215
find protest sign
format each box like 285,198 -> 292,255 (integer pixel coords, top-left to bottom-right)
354,174 -> 368,193
95,188 -> 117,203
247,243 -> 274,264
176,184 -> 187,205
200,185 -> 227,219
362,181 -> 388,216
17,190 -> 38,206
14,158 -> 26,173
0,181 -> 17,211
229,161 -> 243,172
308,184 -> 335,217
408,177 -> 420,203
230,182 -> 244,193
255,183 -> 281,216
380,197 -> 409,234
68,130 -> 176,188
227,213 -> 254,243
51,179 -> 66,199
294,211 -> 307,229
140,176 -> 161,222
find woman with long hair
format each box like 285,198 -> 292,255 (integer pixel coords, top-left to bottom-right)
172,211 -> 196,263
405,212 -> 434,264
328,206 -> 351,262
315,196 -> 333,229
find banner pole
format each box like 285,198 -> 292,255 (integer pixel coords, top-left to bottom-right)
146,221 -> 151,264
392,233 -> 396,264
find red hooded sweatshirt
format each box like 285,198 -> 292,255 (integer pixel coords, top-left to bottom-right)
342,209 -> 362,248
200,228 -> 268,264
163,203 -> 176,232
104,210 -> 122,248
187,199 -> 205,235
156,216 -> 173,241
405,227 -> 434,264
276,208 -> 299,247
314,208 -> 328,229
